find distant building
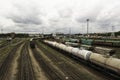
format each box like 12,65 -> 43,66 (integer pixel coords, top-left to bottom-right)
52,32 -> 64,39
29,34 -> 40,37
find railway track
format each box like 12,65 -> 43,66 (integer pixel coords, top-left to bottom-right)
0,41 -> 9,48
32,49 -> 65,80
34,41 -> 102,80
0,46 -> 12,67
36,43 -> 82,79
0,42 -> 23,80
37,40 -> 120,80
17,42 -> 35,80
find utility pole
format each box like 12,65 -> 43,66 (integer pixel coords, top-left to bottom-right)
69,28 -> 71,38
111,26 -> 115,38
41,27 -> 44,38
112,26 -> 114,31
1,29 -> 3,34
86,19 -> 89,37
42,27 -> 44,34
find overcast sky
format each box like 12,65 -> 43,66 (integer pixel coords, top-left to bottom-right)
0,0 -> 120,34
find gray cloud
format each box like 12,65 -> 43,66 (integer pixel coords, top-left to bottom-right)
58,8 -> 73,18
6,1 -> 42,25
8,15 -> 42,25
0,0 -> 120,33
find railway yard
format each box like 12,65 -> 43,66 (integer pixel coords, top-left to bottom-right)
1,0 -> 120,80
0,38 -> 120,80
1,0 -> 120,79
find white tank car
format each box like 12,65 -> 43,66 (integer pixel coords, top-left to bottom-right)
49,41 -> 55,46
57,43 -> 62,48
89,53 -> 120,74
48,42 -> 52,45
89,53 -> 107,67
104,57 -> 120,74
44,40 -> 49,43
44,40 -> 92,60
71,48 -> 80,56
77,50 -> 92,60
45,40 -> 53,46
30,38 -> 33,41
52,42 -> 57,46
58,44 -> 67,51
47,41 -> 51,44
55,43 -> 60,48
54,42 -> 58,47
65,46 -> 73,53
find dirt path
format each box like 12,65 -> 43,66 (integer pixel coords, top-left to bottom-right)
36,46 -> 67,79
8,43 -> 24,80
28,46 -> 48,80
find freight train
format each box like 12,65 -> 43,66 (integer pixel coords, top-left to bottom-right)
63,38 -> 120,47
44,40 -> 120,78
80,38 -> 120,47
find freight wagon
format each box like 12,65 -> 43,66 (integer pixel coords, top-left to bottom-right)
80,38 -> 120,47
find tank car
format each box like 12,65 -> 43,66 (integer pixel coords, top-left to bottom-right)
77,50 -> 92,60
58,44 -> 67,51
65,46 -> 73,53
89,53 -> 120,75
71,48 -> 80,56
44,40 -> 92,60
